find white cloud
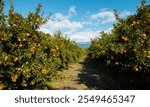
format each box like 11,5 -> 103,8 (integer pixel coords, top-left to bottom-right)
39,5 -> 83,35
65,27 -> 112,42
40,19 -> 83,34
91,11 -> 116,24
90,10 -> 132,24
54,13 -> 68,20
65,30 -> 99,42
69,5 -> 77,16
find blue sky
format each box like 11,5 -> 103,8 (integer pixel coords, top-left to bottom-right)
4,0 -> 150,42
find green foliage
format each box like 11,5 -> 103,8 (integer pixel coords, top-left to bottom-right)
0,1 -> 83,89
89,1 -> 150,74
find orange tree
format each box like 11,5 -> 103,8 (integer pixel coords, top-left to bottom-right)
0,0 -> 84,89
89,0 -> 150,76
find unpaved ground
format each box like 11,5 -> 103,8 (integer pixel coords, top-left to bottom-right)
47,57 -> 127,90
47,57 -> 150,90
48,60 -> 89,90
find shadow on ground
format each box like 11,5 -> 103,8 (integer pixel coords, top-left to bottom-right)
77,57 -> 150,90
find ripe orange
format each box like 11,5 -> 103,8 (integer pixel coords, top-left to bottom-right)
131,24 -> 134,26
26,33 -> 30,36
18,38 -> 21,42
23,38 -> 26,41
122,36 -> 128,41
14,57 -> 19,62
0,84 -> 4,90
142,33 -> 147,37
17,68 -> 21,71
133,21 -> 136,25
36,19 -> 39,22
25,61 -> 29,65
4,56 -> 8,62
133,49 -> 136,52
136,21 -> 140,24
55,46 -> 59,50
12,24 -> 17,27
133,67 -> 139,72
124,37 -> 128,41
11,75 -> 18,82
51,49 -> 56,52
19,44 -> 23,47
23,69 -> 30,73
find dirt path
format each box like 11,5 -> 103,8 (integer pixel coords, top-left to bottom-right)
47,57 -> 150,90
47,57 -> 124,90
48,58 -> 89,90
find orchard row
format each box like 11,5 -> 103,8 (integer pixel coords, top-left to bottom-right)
89,0 -> 150,77
0,1 -> 84,89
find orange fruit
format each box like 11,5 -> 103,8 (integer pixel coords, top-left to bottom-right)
25,61 -> 29,65
124,37 -> 128,41
136,21 -> 140,24
55,46 -> 59,50
133,21 -> 136,25
19,44 -> 23,47
14,57 -> 19,62
131,24 -> 134,26
51,49 -> 56,52
18,38 -> 21,42
12,24 -> 17,27
36,19 -> 39,22
4,56 -> 8,62
133,49 -> 136,52
122,36 -> 128,41
23,69 -> 30,73
26,33 -> 30,36
142,33 -> 147,37
133,67 -> 139,72
17,68 -> 21,71
11,75 -> 18,82
0,84 -> 4,90
23,38 -> 26,41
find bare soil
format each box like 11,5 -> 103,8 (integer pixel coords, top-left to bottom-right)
46,57 -> 150,90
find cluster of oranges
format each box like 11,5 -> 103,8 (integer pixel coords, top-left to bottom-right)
50,45 -> 61,57
42,68 -> 50,75
119,48 -> 126,54
11,74 -> 18,82
121,36 -> 128,42
14,57 -> 19,62
30,46 -> 36,53
3,55 -> 19,63
17,38 -> 23,47
131,20 -> 140,26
